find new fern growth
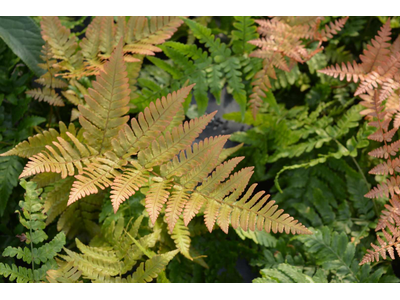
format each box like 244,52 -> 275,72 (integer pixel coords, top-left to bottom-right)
320,20 -> 400,265
0,179 -> 66,283
2,41 -> 311,237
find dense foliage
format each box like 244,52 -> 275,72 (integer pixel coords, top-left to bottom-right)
0,16 -> 399,283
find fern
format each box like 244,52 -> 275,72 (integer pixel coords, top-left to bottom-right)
321,21 -> 400,266
319,20 -> 400,101
4,43 -> 311,238
248,17 -> 348,119
254,263 -> 325,283
149,17 -> 255,117
40,16 -> 183,79
297,227 -> 399,282
55,214 -> 178,283
231,16 -> 258,55
0,179 -> 66,283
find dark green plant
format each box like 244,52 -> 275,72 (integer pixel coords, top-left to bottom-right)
0,179 -> 66,282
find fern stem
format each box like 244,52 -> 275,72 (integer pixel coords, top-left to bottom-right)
124,229 -> 154,259
28,199 -> 36,282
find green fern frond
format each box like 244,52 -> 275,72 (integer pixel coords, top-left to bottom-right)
184,18 -> 230,61
298,227 -> 382,283
232,16 -> 258,54
0,179 -> 65,283
3,232 -> 65,265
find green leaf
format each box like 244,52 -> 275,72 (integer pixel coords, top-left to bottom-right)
0,17 -> 44,76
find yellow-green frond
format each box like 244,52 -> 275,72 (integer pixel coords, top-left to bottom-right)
0,122 -> 75,158
170,218 -> 192,260
19,132 -> 97,179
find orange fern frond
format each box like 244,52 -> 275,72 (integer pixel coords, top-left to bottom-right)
376,196 -> 400,231
316,17 -> 349,41
318,62 -> 365,83
248,17 -> 347,119
360,225 -> 400,265
78,41 -> 131,154
360,19 -> 392,73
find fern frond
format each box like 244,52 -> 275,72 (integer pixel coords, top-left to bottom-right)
145,180 -> 172,225
129,250 -> 179,283
317,17 -> 349,41
232,16 -> 258,54
0,264 -> 34,283
110,165 -> 147,212
35,73 -> 67,89
359,19 -> 392,73
161,135 -> 229,179
0,180 -> 65,282
365,176 -> 400,199
376,197 -> 400,231
169,218 -> 192,260
184,18 -> 229,60
41,16 -> 83,72
138,111 -> 217,167
368,140 -> 400,159
112,85 -> 194,157
165,187 -> 190,232
19,132 -> 97,179
80,16 -> 102,63
0,122 -> 76,158
99,17 -> 116,59
125,16 -> 183,48
360,225 -> 400,265
78,41 -> 131,154
63,246 -> 123,281
249,17 -> 347,119
3,232 -> 65,264
68,153 -> 122,205
26,88 -> 64,106
46,260 -> 82,283
319,61 -> 365,83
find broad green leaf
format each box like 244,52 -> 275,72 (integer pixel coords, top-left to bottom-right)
0,17 -> 44,76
